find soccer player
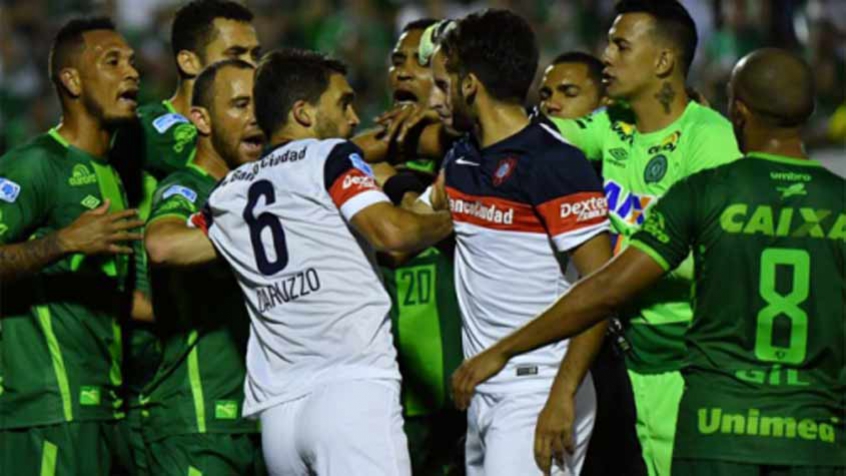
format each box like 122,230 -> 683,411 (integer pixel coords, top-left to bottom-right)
548,2 -> 742,474
453,48 -> 845,476
423,10 -> 612,475
192,49 -> 453,476
0,17 -> 145,475
539,52 -> 647,476
110,2 -> 260,472
140,60 -> 264,476
538,52 -> 606,120
380,18 -> 466,475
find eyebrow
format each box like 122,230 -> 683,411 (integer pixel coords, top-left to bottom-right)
230,94 -> 251,104
225,46 -> 249,55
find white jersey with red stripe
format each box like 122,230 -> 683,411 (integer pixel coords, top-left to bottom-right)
443,120 -> 609,394
200,138 -> 401,417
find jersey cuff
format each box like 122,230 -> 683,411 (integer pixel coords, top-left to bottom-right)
629,239 -> 672,272
340,190 -> 390,221
551,221 -> 609,252
146,212 -> 191,227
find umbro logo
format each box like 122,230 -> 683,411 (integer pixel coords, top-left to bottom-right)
455,157 -> 479,166
69,164 -> 97,186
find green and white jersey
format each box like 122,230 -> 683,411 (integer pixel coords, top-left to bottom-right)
381,245 -> 463,417
553,101 -> 742,373
0,130 -> 129,429
141,164 -> 257,441
631,154 -> 846,466
137,100 -> 198,180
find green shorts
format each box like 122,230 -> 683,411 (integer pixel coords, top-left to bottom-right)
405,410 -> 465,476
146,433 -> 264,476
0,420 -> 126,476
628,369 -> 685,476
120,407 -> 151,476
672,458 -> 846,476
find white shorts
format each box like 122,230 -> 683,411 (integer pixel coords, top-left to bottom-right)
466,372 -> 596,476
259,379 -> 411,476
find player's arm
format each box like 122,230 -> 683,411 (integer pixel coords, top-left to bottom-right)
145,217 -> 216,267
550,109 -> 611,162
351,202 -> 452,253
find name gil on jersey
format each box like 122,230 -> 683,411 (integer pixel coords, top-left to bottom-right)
256,268 -> 321,313
697,407 -> 839,443
450,197 -> 514,225
720,204 -> 846,241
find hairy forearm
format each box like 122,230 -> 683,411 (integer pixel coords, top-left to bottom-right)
0,233 -> 67,283
146,220 -> 216,267
551,320 -> 608,397
400,210 -> 453,252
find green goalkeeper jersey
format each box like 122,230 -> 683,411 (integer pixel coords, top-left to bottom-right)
553,101 -> 742,373
631,153 -> 846,466
141,163 -> 257,441
0,130 -> 129,429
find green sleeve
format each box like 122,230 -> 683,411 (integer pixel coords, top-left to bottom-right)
148,179 -> 200,225
630,177 -> 698,271
0,152 -> 52,244
683,123 -> 742,176
134,172 -> 159,296
550,108 -> 611,162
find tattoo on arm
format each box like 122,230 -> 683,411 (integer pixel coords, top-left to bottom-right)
0,234 -> 65,283
655,82 -> 675,115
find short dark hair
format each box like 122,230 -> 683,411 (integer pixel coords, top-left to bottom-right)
171,0 -> 253,63
440,9 -> 538,104
615,0 -> 698,76
192,59 -> 255,110
552,51 -> 606,93
254,49 -> 348,138
402,18 -> 438,34
49,16 -> 116,91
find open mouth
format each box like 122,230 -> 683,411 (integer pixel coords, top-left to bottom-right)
602,69 -> 615,85
118,89 -> 139,107
393,89 -> 418,105
241,131 -> 265,155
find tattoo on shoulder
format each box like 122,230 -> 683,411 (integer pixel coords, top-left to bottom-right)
655,82 -> 675,115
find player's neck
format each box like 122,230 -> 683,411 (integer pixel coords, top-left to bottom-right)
194,138 -> 231,180
169,80 -> 194,117
475,100 -> 530,149
55,110 -> 113,158
629,79 -> 690,134
745,130 -> 808,160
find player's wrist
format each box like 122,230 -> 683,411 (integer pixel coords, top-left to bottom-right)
55,228 -> 77,254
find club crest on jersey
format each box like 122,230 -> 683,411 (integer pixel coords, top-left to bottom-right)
644,155 -> 668,184
163,185 -> 198,203
492,158 -> 517,186
69,164 -> 97,186
152,113 -> 189,134
349,152 -> 374,177
0,178 -> 21,203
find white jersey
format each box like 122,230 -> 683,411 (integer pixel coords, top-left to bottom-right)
441,121 -> 609,394
199,138 -> 400,417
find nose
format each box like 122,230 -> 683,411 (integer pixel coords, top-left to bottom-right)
543,100 -> 561,114
397,67 -> 413,81
349,107 -> 361,128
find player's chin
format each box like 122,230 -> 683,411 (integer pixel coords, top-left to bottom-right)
104,110 -> 138,127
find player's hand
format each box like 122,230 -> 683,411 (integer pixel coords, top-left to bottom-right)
429,171 -> 448,211
451,347 -> 508,410
534,393 -> 576,475
57,200 -> 144,255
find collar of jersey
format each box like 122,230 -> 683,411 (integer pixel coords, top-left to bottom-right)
163,99 -> 177,114
747,152 -> 822,167
48,127 -> 108,162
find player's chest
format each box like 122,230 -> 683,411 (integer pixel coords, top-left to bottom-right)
49,159 -> 127,229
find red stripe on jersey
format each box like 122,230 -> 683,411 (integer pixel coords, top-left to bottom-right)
189,211 -> 210,235
329,169 -> 381,209
446,186 -> 545,233
535,192 -> 609,237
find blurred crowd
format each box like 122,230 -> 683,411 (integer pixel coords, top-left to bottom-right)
1,0 -> 844,155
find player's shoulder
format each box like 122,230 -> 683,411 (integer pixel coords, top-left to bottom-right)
528,120 -> 594,172
137,101 -> 193,136
0,133 -> 64,173
682,102 -> 734,137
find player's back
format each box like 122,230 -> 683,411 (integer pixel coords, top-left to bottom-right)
641,153 -> 846,466
204,138 -> 400,417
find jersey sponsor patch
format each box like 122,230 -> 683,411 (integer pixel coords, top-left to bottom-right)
535,191 -> 608,237
447,186 -> 544,233
163,184 -> 198,203
329,168 -> 380,208
349,152 -> 374,177
68,164 -> 97,186
152,113 -> 189,134
0,178 -> 21,203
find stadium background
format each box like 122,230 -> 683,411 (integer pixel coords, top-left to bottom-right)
1,0 -> 843,172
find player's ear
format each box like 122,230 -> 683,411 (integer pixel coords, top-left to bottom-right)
292,100 -> 314,128
461,72 -> 478,105
655,48 -> 674,78
177,50 -> 203,78
189,106 -> 212,135
58,68 -> 82,98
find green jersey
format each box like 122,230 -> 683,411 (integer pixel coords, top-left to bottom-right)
136,100 -> 198,180
141,164 -> 257,441
631,154 -> 846,466
0,130 -> 129,429
381,245 -> 463,417
553,101 -> 742,373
